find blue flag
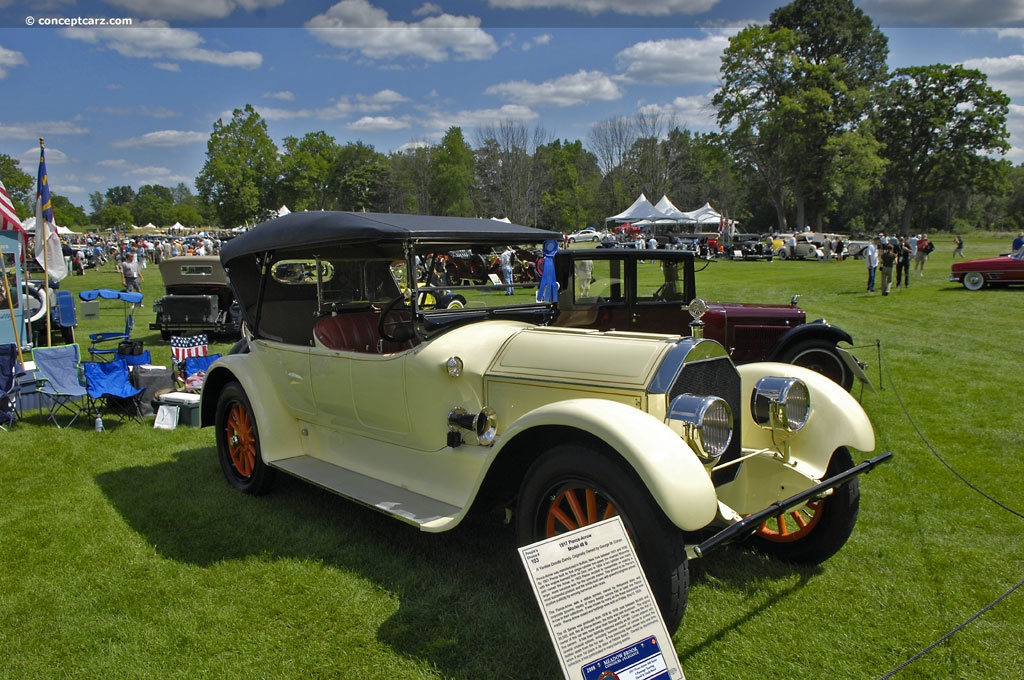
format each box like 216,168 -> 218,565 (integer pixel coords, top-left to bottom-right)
35,143 -> 67,280
37,147 -> 53,224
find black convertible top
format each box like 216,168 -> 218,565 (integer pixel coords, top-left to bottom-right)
221,211 -> 558,263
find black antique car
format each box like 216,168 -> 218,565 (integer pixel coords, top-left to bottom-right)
553,248 -> 869,391
724,233 -> 774,261
150,256 -> 242,340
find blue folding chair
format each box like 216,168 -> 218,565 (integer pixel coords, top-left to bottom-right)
84,359 -> 145,423
0,343 -> 22,430
79,289 -> 143,361
33,344 -> 88,428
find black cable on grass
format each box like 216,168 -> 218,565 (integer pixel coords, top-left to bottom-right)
879,343 -> 1024,520
875,343 -> 1024,678
877,576 -> 1024,680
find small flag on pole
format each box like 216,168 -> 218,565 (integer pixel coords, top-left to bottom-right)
35,140 -> 67,281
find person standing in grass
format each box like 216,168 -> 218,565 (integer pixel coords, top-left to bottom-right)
880,243 -> 895,295
895,236 -> 911,288
953,234 -> 965,259
865,237 -> 879,292
120,251 -> 144,298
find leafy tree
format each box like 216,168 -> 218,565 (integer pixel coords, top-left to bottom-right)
132,184 -> 174,226
873,64 -> 1010,234
196,104 -> 280,227
88,191 -> 106,221
429,127 -> 475,217
171,202 -> 205,227
475,121 -> 549,225
331,141 -> 392,212
51,195 -> 87,228
106,185 -> 136,206
279,131 -> 339,211
0,154 -> 33,216
388,145 -> 433,214
100,204 -> 133,229
536,139 -> 602,231
714,24 -> 800,230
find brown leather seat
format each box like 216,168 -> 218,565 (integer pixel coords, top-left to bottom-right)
314,311 -> 417,354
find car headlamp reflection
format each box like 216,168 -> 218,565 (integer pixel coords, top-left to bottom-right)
667,394 -> 733,462
751,376 -> 810,433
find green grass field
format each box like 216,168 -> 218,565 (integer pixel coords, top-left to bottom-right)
2,235 -> 1022,679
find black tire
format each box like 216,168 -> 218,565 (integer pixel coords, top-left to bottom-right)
516,444 -> 689,631
778,339 -> 852,391
215,381 -> 274,495
747,447 -> 860,564
962,272 -> 985,291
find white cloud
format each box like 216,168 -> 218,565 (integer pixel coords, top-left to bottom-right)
104,0 -> 285,21
88,105 -> 179,118
347,116 -> 411,132
0,121 -> 89,139
254,89 -> 407,121
963,54 -> 1024,98
860,0 -> 1024,26
154,62 -> 182,72
616,35 -> 729,85
0,45 -> 27,79
486,69 -> 622,107
61,20 -> 262,69
423,104 -> 538,134
486,0 -> 719,16
264,90 -> 296,101
636,92 -> 718,131
306,0 -> 498,62
413,3 -> 442,16
113,130 -> 208,148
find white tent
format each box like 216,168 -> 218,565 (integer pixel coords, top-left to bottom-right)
653,195 -> 691,222
605,193 -> 673,225
276,205 -> 291,217
142,222 -> 157,230
169,221 -> 187,232
20,216 -> 73,235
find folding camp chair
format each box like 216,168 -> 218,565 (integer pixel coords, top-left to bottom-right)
79,289 -> 144,361
84,359 -> 145,423
0,343 -> 22,431
33,344 -> 88,428
170,334 -> 208,384
181,353 -> 221,392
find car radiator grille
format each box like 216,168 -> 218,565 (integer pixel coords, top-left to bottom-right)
668,356 -> 743,485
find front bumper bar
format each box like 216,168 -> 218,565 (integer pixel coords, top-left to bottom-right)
693,451 -> 893,558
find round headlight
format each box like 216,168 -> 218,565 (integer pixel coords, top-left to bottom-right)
667,394 -> 733,461
751,376 -> 810,432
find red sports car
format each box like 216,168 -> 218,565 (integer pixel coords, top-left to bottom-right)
950,249 -> 1024,290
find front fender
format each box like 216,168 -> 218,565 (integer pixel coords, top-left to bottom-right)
498,398 -> 719,532
738,362 -> 875,474
765,322 -> 853,362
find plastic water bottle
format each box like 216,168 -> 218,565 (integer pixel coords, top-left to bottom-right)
94,415 -> 105,432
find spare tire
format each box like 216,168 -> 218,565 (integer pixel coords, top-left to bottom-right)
22,282 -> 49,323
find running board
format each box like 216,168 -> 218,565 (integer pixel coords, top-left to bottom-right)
270,456 -> 461,529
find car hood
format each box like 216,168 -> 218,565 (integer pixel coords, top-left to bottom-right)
488,326 -> 708,391
952,255 -> 1018,271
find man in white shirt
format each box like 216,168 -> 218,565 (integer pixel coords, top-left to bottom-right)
865,238 -> 879,292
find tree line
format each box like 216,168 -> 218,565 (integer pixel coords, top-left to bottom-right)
3,0 -> 1022,236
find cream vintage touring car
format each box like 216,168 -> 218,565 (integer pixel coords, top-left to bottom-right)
200,211 -> 890,631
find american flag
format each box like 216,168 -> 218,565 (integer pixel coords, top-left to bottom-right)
0,178 -> 26,242
171,334 -> 208,363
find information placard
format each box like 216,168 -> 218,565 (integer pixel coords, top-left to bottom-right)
518,516 -> 684,680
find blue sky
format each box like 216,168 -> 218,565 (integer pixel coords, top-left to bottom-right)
2,0 -> 1024,212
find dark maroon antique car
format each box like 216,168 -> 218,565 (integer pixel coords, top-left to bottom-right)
553,248 -> 868,390
950,249 -> 1024,290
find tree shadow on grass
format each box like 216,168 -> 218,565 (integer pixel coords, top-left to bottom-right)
94,446 -> 557,679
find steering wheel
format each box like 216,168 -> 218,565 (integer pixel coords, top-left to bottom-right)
378,294 -> 415,343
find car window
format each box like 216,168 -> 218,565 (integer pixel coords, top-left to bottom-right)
637,258 -> 687,303
576,259 -> 624,304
